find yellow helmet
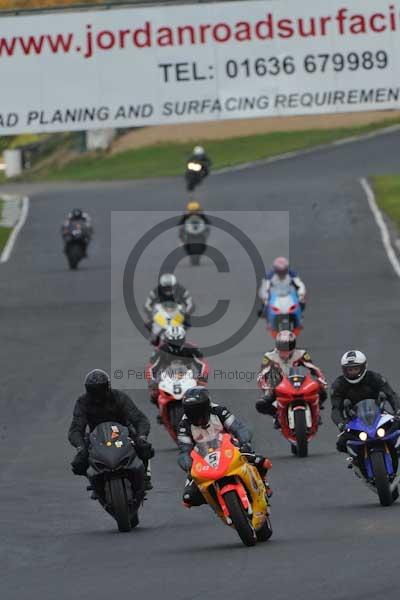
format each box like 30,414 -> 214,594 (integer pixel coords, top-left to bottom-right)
186,201 -> 201,213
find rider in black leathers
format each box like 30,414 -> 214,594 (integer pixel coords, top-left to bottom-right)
68,369 -> 154,487
331,351 -> 400,452
61,208 -> 93,256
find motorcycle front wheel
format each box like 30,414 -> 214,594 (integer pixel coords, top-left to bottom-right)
256,515 -> 273,542
223,490 -> 256,547
66,243 -> 83,270
108,478 -> 132,532
370,452 -> 393,506
294,410 -> 308,458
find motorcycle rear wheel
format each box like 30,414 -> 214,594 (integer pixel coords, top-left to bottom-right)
370,452 -> 393,506
294,410 -> 308,458
223,490 -> 256,547
108,479 -> 132,532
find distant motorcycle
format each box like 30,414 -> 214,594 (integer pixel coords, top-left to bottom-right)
343,398 -> 400,506
274,367 -> 320,457
185,161 -> 207,191
262,282 -> 302,338
63,223 -> 88,270
157,362 -> 197,441
87,421 -> 146,532
149,301 -> 186,346
180,215 -> 209,266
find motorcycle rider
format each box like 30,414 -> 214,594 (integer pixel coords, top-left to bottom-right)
177,387 -> 272,507
146,325 -> 209,405
187,145 -> 212,176
178,200 -> 211,234
61,208 -> 93,256
255,330 -> 327,428
144,273 -> 194,330
68,369 -> 154,489
331,350 -> 400,453
258,257 -> 306,314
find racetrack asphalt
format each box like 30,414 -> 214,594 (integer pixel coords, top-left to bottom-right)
1,129 -> 400,600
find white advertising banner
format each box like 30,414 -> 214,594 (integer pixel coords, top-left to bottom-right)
0,0 -> 400,133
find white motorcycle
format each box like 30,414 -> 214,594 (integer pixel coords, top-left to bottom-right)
157,362 -> 197,442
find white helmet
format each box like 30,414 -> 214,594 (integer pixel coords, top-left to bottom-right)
159,273 -> 177,297
165,325 -> 186,350
341,350 -> 367,384
193,145 -> 205,158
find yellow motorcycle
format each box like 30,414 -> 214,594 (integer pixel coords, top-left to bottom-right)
190,433 -> 272,546
150,301 -> 185,345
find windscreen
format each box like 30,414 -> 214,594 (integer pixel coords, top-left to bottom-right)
184,216 -> 206,235
273,281 -> 292,297
164,361 -> 187,379
90,421 -> 129,446
288,366 -> 308,387
354,399 -> 380,427
195,434 -> 223,458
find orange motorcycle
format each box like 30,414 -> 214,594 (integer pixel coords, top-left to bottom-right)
190,433 -> 272,547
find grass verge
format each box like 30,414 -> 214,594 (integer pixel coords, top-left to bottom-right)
0,226 -> 12,253
373,175 -> 400,229
18,116 -> 400,182
0,199 -> 11,254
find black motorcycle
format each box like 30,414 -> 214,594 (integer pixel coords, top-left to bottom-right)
87,421 -> 146,532
63,224 -> 88,270
185,160 -> 207,191
180,215 -> 209,266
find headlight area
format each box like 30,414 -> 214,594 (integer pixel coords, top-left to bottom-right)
377,427 -> 386,438
359,431 -> 368,441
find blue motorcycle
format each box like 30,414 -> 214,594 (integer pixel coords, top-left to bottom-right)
344,398 -> 400,506
263,282 -> 303,338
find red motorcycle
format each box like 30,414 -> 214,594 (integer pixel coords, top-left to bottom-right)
275,367 -> 320,457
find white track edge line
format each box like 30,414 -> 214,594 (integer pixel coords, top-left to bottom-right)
360,178 -> 400,279
0,196 -> 29,263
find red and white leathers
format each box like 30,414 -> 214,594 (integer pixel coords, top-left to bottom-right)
257,348 -> 327,400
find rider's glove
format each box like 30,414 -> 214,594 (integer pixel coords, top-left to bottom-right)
71,446 -> 88,476
135,437 -> 155,460
239,442 -> 254,455
337,423 -> 346,432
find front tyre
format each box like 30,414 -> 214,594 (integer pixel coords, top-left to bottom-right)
256,515 -> 273,542
108,479 -> 132,532
67,243 -> 83,270
294,410 -> 308,458
370,452 -> 393,506
223,490 -> 256,547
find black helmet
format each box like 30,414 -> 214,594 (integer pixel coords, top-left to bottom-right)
70,208 -> 83,220
182,386 -> 211,426
159,273 -> 177,298
84,369 -> 111,401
